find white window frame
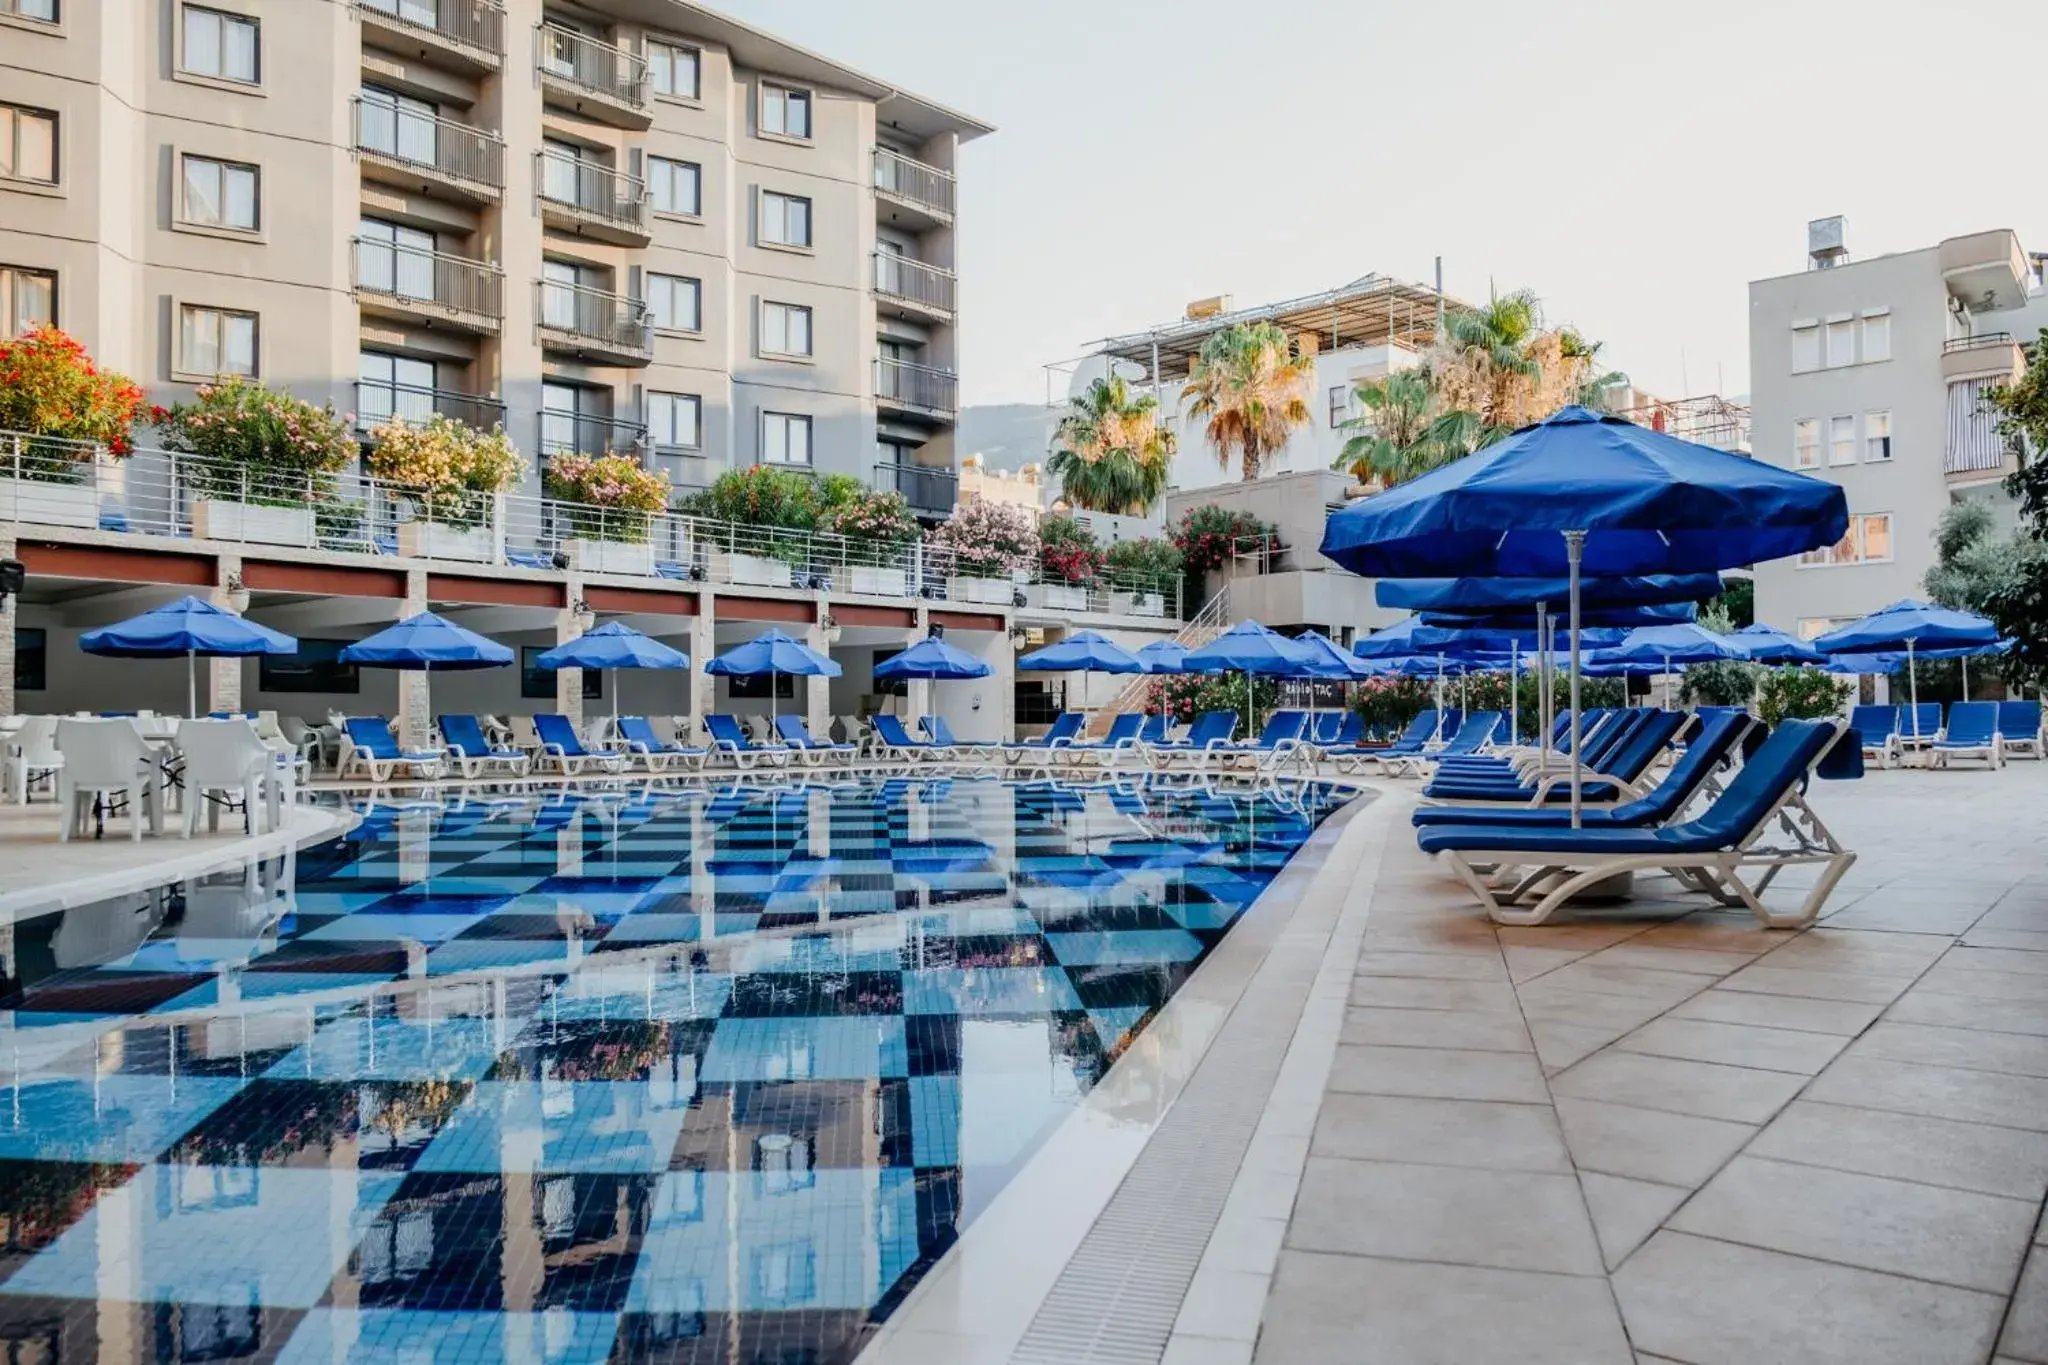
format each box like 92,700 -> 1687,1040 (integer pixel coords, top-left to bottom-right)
0,105 -> 56,186
647,391 -> 702,451
1328,385 -> 1350,427
1859,512 -> 1893,563
179,5 -> 260,85
1824,315 -> 1855,369
647,156 -> 701,217
0,264 -> 56,338
760,300 -> 812,359
1798,512 -> 1894,568
1863,410 -> 1892,463
1792,417 -> 1819,470
760,82 -> 813,141
179,303 -> 258,378
759,190 -> 812,249
1828,414 -> 1856,467
1860,309 -> 1891,364
646,272 -> 701,334
646,38 -> 701,100
5,0 -> 58,23
1790,322 -> 1820,374
180,153 -> 260,232
760,411 -> 812,466
358,349 -> 436,426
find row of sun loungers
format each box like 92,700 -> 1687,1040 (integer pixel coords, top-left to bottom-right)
1852,700 -> 2042,769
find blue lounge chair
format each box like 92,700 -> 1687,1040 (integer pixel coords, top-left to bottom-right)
919,714 -> 1001,759
438,714 -> 531,778
1423,709 -> 1686,806
1211,710 -> 1310,772
616,715 -> 707,772
703,713 -> 787,769
1002,712 -> 1085,765
532,713 -> 629,776
1931,700 -> 2003,769
340,717 -> 446,783
1063,713 -> 1145,766
1433,708 -> 1625,783
1900,702 -> 1942,749
1147,710 -> 1240,771
1331,709 -> 1438,775
776,714 -> 855,765
871,714 -> 944,762
1417,718 -> 1853,928
1138,713 -> 1174,745
1849,704 -> 1902,768
2000,700 -> 2043,759
1390,710 -> 1506,778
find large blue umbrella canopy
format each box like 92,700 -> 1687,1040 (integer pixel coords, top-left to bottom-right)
81,594 -> 298,717
1377,573 -> 1724,612
706,628 -> 843,678
1812,599 -> 2001,655
1732,622 -> 1824,665
537,620 -> 687,731
1183,620 -> 1319,676
874,635 -> 992,681
1292,629 -> 1373,679
1419,601 -> 1696,632
1353,617 -> 1436,660
342,612 -> 513,670
1017,630 -> 1145,674
1134,640 -> 1193,675
1588,622 -> 1753,671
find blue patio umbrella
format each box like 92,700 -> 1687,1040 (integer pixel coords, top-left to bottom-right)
1815,600 -> 2003,737
1292,630 -> 1372,679
706,627 -> 841,728
1018,630 -> 1144,720
1419,601 -> 1696,631
1733,622 -> 1824,665
873,635 -> 993,681
1134,640 -> 1193,675
1322,406 -> 1847,824
537,620 -> 688,734
1377,573 -> 1724,612
81,594 -> 298,718
1183,621 -> 1320,733
1585,622 -> 1751,704
342,611 -> 513,741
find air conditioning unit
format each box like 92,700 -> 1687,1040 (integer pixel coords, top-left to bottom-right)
1808,216 -> 1847,270
1185,294 -> 1232,320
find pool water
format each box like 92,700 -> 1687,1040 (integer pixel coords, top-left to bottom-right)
0,776 -> 1350,1364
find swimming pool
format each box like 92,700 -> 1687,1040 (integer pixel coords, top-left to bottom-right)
0,775 -> 1350,1364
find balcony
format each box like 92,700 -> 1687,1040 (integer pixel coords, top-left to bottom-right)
536,280 -> 651,366
535,150 -> 648,247
354,381 -> 506,434
1941,332 -> 2026,385
873,252 -> 956,322
1941,229 -> 2031,313
352,95 -> 504,204
352,238 -> 503,334
538,412 -> 648,459
354,0 -> 505,73
876,358 -> 958,421
872,147 -> 954,227
874,461 -> 958,518
535,24 -> 649,129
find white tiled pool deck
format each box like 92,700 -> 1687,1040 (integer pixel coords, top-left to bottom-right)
867,758 -> 2048,1365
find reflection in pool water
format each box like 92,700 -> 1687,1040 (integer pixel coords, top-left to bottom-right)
0,776 -> 1349,1364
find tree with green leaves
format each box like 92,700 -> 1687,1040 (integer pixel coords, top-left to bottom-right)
1183,322 -> 1316,482
1332,370 -> 1453,486
1980,328 -> 2048,686
1047,375 -> 1176,514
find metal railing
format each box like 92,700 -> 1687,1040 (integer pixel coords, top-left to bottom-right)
876,358 -> 959,416
1097,585 -> 1229,727
536,23 -> 647,109
1944,332 -> 2015,354
922,542 -> 1185,618
355,381 -> 506,434
535,280 -> 650,357
354,0 -> 506,55
534,150 -> 646,231
873,461 -> 957,516
352,95 -> 506,190
873,252 -> 956,315
351,238 -> 504,320
537,412 -> 647,458
872,147 -> 954,218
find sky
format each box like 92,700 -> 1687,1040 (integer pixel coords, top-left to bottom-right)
712,0 -> 2048,409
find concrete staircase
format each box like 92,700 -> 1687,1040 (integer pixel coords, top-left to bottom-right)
1083,585 -> 1233,736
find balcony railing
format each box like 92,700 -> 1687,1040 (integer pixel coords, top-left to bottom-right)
351,238 -> 504,322
355,381 -> 506,434
874,461 -> 957,516
1944,332 -> 2015,354
535,280 -> 650,358
872,147 -> 954,219
352,95 -> 505,190
873,253 -> 956,316
536,24 -> 647,110
537,412 -> 647,459
354,0 -> 506,56
876,358 -> 959,416
535,150 -> 646,232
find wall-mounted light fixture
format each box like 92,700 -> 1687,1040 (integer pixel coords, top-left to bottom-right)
224,571 -> 250,613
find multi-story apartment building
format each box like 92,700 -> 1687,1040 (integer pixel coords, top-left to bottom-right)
0,0 -> 987,518
1750,218 -> 2048,638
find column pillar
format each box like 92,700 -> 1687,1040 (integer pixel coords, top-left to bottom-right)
395,568 -> 431,751
555,578 -> 586,733
687,590 -> 717,747
906,605 -> 930,728
0,528 -> 17,720
804,609 -> 830,738
209,552 -> 245,715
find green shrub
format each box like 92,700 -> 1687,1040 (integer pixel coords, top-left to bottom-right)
1038,513 -> 1105,584
1756,666 -> 1852,725
1104,537 -> 1184,597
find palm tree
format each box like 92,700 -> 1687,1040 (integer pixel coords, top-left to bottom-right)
1557,327 -> 1629,412
1047,375 -> 1176,513
1333,370 -> 1443,485
1182,322 -> 1316,482
1432,288 -> 1543,437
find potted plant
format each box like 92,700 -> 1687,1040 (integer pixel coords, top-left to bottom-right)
543,452 -> 672,575
929,498 -> 1037,604
0,325 -> 146,527
1030,513 -> 1103,611
1104,537 -> 1183,617
158,376 -> 356,547
685,465 -> 823,587
1171,505 -> 1279,610
819,488 -> 919,596
366,414 -> 523,563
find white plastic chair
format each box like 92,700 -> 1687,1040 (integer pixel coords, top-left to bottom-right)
278,716 -> 324,770
55,718 -> 161,841
6,715 -> 62,804
175,719 -> 278,837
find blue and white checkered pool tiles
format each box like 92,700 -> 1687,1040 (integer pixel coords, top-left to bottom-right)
0,775 -> 1348,1363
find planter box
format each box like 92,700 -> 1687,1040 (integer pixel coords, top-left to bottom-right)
1112,590 -> 1166,618
398,521 -> 494,563
192,499 -> 313,548
948,576 -> 1016,606
723,551 -> 794,588
1026,583 -> 1091,612
848,566 -> 907,597
568,538 -> 655,576
0,475 -> 98,529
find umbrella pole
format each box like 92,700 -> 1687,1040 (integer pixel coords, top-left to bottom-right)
188,649 -> 198,719
1510,641 -> 1519,747
1535,604 -> 1549,775
1962,655 -> 1970,701
1566,532 -> 1585,830
1664,655 -> 1672,711
1907,641 -> 1919,745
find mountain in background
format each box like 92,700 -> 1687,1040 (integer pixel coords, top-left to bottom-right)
956,403 -> 1051,473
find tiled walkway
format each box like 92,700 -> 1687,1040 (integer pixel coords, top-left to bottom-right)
1252,760 -> 2048,1365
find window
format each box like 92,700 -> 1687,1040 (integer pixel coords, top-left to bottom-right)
0,265 -> 54,337
1328,385 -> 1350,427
540,259 -> 597,329
181,6 -> 259,84
760,83 -> 811,139
259,639 -> 359,695
1791,323 -> 1819,373
522,645 -> 601,700
356,217 -> 434,300
359,86 -> 436,167
1792,417 -> 1819,469
1828,415 -> 1856,466
1861,310 -> 1891,363
647,273 -> 701,332
647,391 -> 701,450
1864,410 -> 1892,462
1862,513 -> 1892,561
0,105 -> 56,184
538,20 -> 581,79
359,0 -> 437,25
14,627 -> 45,692
761,411 -> 811,465
359,350 -> 435,426
180,304 -> 257,376
760,190 -> 811,248
540,380 -> 604,455
1799,512 -> 1893,566
648,40 -> 700,99
540,137 -> 588,205
181,154 -> 259,230
647,156 -> 701,216
8,0 -> 58,20
1825,317 -> 1855,368
760,301 -> 812,357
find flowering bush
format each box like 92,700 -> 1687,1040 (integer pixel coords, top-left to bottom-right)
0,325 -> 147,480
1038,513 -> 1105,584
1756,665 -> 1852,725
157,376 -> 358,505
818,490 -> 919,565
929,497 -> 1037,578
1147,672 -> 1277,731
685,466 -> 823,566
1171,505 -> 1278,575
544,453 -> 671,543
1104,537 -> 1183,597
366,414 -> 522,528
